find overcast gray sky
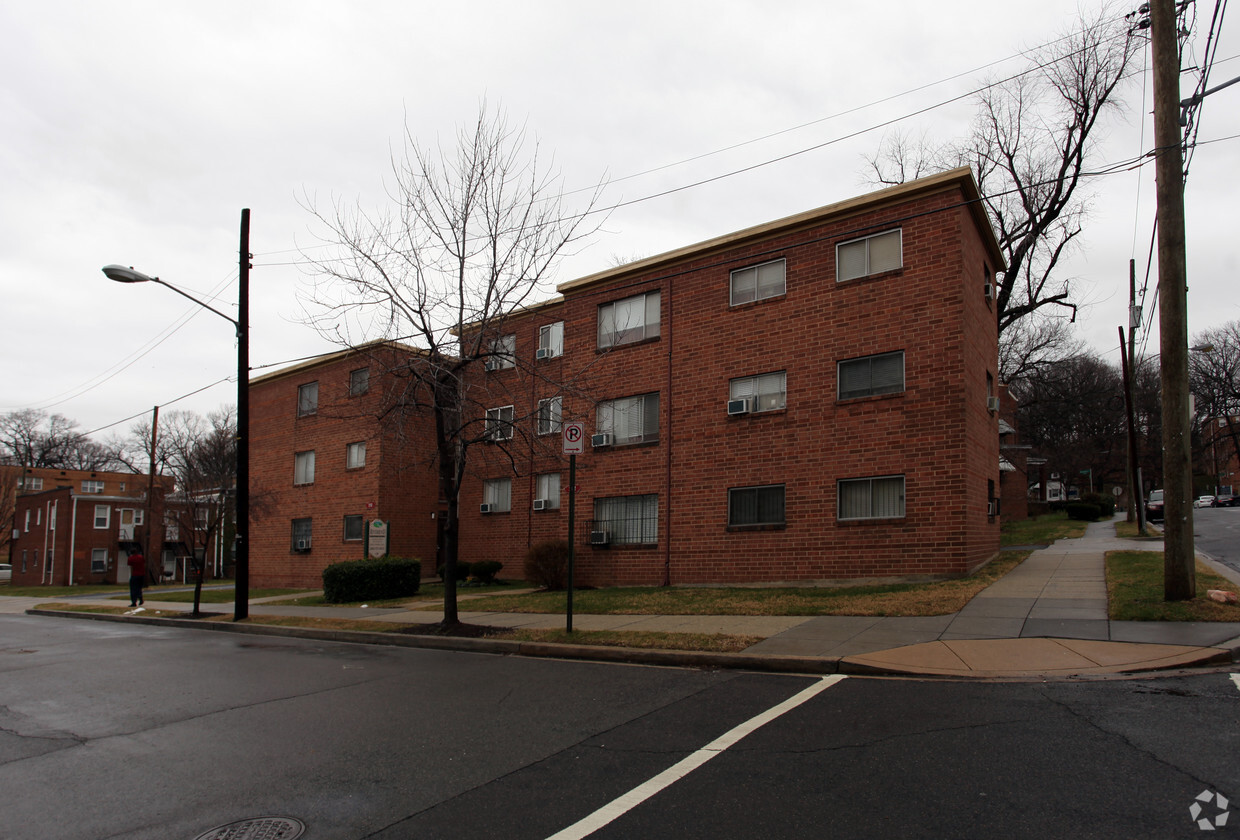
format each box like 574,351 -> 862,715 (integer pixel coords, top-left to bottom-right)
2,1 -> 1237,438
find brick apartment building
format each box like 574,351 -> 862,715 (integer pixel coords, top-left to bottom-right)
457,167 -> 1006,585
248,341 -> 441,588
7,467 -> 175,586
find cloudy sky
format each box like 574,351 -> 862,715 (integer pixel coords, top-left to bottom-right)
2,1 -> 1237,439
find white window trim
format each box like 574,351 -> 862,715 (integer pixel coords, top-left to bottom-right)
598,290 -> 661,349
93,505 -> 110,529
294,451 -> 316,485
535,473 -> 561,509
537,397 -> 563,436
596,393 -> 660,445
538,321 -> 564,358
729,258 -> 787,306
486,406 -> 515,441
483,478 -> 513,513
836,229 -> 903,282
490,334 -> 517,369
729,371 -> 787,413
346,441 -> 367,469
838,475 -> 906,521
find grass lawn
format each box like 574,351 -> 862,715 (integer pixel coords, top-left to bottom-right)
5,584 -> 130,598
277,579 -> 529,608
1115,520 -> 1161,539
1001,511 -> 1086,546
114,588 -> 304,604
1107,550 -> 1240,621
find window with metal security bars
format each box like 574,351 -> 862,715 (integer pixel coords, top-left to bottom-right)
538,321 -> 564,358
349,367 -> 370,396
538,397 -> 563,435
483,478 -> 512,513
729,371 -> 786,412
346,442 -> 366,469
730,259 -> 786,306
486,406 -> 514,440
592,494 -> 658,544
597,393 -> 659,445
838,352 -> 904,400
598,291 -> 660,349
294,451 -> 316,485
297,382 -> 319,416
291,518 -> 312,551
536,473 -> 561,508
837,229 -> 902,282
728,485 -> 786,527
343,515 -> 364,541
838,476 -> 905,520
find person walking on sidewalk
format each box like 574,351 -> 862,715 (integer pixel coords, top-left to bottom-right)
126,549 -> 146,607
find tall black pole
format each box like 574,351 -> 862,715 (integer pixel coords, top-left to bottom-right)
566,453 -> 575,634
234,209 -> 251,620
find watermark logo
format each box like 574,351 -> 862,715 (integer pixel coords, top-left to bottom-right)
1190,790 -> 1230,831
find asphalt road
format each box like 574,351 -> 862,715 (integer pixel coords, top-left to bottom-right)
1194,505 -> 1240,576
0,615 -> 1237,840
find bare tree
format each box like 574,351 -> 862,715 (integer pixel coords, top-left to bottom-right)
301,103 -> 604,625
1190,321 -> 1240,490
866,7 -> 1137,376
0,409 -> 126,470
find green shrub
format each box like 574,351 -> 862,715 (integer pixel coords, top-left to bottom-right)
322,556 -> 421,603
524,540 -> 570,590
470,560 -> 503,584
1066,502 -> 1102,521
436,559 -> 470,582
1081,492 -> 1116,518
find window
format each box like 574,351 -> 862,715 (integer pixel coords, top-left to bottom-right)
535,473 -> 561,509
730,259 -> 786,305
593,495 -> 658,544
537,397 -> 563,435
291,518 -> 313,552
81,480 -> 104,494
36,508 -> 41,526
294,451 -> 316,485
195,508 -> 209,529
346,442 -> 367,469
597,393 -> 659,445
297,382 -> 319,416
729,484 -> 786,527
483,478 -> 512,513
838,476 -> 905,520
343,515 -> 364,541
486,406 -> 514,441
538,321 -> 564,358
19,476 -> 43,491
598,290 -> 660,349
349,367 -> 370,396
837,229 -> 902,282
93,505 -> 110,529
133,509 -> 144,526
838,352 -> 904,400
489,334 -> 516,369
23,510 -> 30,532
729,371 -> 786,413
90,548 -> 107,574
165,511 -> 180,540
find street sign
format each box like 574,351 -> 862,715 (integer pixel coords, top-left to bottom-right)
563,421 -> 585,455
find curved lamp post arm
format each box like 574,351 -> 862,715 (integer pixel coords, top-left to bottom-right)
102,265 -> 240,335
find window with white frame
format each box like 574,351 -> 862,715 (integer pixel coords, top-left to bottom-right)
597,393 -> 659,445
23,510 -> 30,532
593,494 -> 658,544
837,229 -> 902,282
291,518 -> 313,551
349,367 -> 370,396
19,476 -> 43,491
538,321 -> 564,358
195,507 -> 209,529
483,478 -> 512,513
297,381 -> 319,416
165,511 -> 180,540
535,473 -> 561,509
294,451 -> 316,485
91,548 -> 107,574
489,334 -> 516,369
537,397 -> 563,435
36,508 -> 41,526
343,514 -> 364,541
728,484 -> 786,527
838,351 -> 904,400
94,505 -> 110,529
486,406 -> 514,441
598,290 -> 660,349
838,475 -> 905,520
729,371 -> 786,413
81,480 -> 104,494
730,259 -> 786,306
346,441 -> 366,469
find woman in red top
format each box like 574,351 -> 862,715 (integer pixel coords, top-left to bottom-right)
126,549 -> 146,607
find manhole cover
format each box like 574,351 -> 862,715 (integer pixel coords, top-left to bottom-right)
193,816 -> 306,840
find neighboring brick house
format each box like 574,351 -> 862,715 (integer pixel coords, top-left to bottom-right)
248,341 -> 441,588
8,467 -> 174,586
997,385 -> 1031,522
459,167 -> 1006,585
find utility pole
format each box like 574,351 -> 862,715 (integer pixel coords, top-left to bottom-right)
144,405 -> 159,578
235,209 -> 251,620
1150,0 -> 1195,600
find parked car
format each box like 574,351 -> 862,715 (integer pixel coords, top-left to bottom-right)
0,563 -> 10,584
1195,495 -> 1216,509
1146,489 -> 1165,522
1213,494 -> 1237,507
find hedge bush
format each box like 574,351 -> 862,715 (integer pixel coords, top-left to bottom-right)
436,559 -> 471,582
1080,492 -> 1116,518
322,556 -> 421,603
470,560 -> 503,584
1066,502 -> 1102,521
524,540 -> 570,590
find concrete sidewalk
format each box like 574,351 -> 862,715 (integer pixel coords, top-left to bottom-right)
10,518 -> 1240,678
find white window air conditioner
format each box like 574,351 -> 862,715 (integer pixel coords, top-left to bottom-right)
986,396 -> 1001,412
592,433 -> 612,448
480,503 -> 493,514
536,348 -> 551,360
987,499 -> 999,517
532,499 -> 548,511
589,530 -> 610,545
296,539 -> 311,551
983,282 -> 994,300
727,398 -> 751,416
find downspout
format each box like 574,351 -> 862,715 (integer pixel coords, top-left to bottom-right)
664,280 -> 674,587
47,499 -> 58,585
68,495 -> 79,587
41,500 -> 51,585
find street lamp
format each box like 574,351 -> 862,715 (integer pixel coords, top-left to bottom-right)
102,208 -> 251,620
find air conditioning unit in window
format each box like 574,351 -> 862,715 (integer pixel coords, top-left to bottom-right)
727,398 -> 751,416
591,433 -> 612,448
480,503 -> 493,514
589,530 -> 610,545
983,282 -> 994,300
296,539 -> 311,551
536,348 -> 552,360
987,499 -> 1000,517
986,396 -> 1001,413
532,499 -> 548,511
484,359 -> 500,372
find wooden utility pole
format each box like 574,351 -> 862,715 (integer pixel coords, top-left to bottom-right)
144,405 -> 159,578
1150,0 -> 1195,599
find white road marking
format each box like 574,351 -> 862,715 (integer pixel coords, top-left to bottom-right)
1231,674 -> 1240,693
545,674 -> 848,840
